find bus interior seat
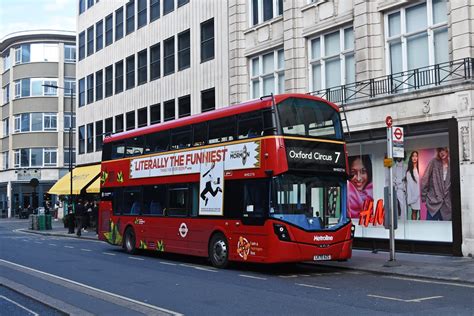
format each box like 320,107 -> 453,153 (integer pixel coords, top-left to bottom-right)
150,201 -> 163,215
130,202 -> 141,214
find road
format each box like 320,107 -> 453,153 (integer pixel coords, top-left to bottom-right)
1,219 -> 473,315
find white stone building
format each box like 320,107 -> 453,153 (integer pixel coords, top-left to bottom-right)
76,0 -> 473,256
0,30 -> 76,218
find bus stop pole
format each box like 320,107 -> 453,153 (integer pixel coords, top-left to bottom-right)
385,124 -> 399,267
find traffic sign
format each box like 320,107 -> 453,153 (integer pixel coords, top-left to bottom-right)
393,127 -> 404,142
385,116 -> 393,127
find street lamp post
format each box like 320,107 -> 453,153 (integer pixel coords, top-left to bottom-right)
43,84 -> 74,214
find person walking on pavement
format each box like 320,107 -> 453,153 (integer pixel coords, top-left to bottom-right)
67,206 -> 75,234
75,200 -> 85,236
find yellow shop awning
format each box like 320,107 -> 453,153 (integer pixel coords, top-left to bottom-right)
86,176 -> 100,193
49,164 -> 100,195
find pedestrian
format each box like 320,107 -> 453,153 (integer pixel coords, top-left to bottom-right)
53,202 -> 59,221
75,200 -> 85,236
92,201 -> 99,234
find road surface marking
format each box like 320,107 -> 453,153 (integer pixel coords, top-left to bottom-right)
300,274 -> 311,277
0,259 -> 182,316
102,252 -> 116,256
239,274 -> 267,280
128,256 -> 144,261
179,263 -> 218,273
407,296 -> 443,302
160,261 -> 177,266
296,283 -> 331,290
48,243 -> 57,246
382,275 -> 474,289
279,275 -> 298,278
81,249 -> 92,252
34,242 -> 42,244
64,246 -> 74,248
368,294 -> 443,303
0,295 -> 39,316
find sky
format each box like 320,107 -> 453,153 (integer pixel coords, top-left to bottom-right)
0,0 -> 76,40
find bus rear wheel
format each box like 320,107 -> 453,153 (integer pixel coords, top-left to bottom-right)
124,227 -> 137,254
209,233 -> 229,268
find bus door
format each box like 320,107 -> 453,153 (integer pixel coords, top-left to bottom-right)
226,179 -> 269,261
142,185 -> 167,250
163,184 -> 190,253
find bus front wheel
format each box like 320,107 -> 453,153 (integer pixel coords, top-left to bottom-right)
124,227 -> 137,254
209,233 -> 229,269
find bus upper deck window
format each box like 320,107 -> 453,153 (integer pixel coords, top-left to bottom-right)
111,143 -> 125,159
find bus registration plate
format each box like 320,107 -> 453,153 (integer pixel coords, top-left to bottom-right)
313,255 -> 331,261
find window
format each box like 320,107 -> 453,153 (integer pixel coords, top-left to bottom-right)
168,185 -> 188,216
95,70 -> 103,101
2,118 -> 9,137
105,65 -> 113,97
30,148 -> 43,167
150,103 -> 161,124
3,53 -> 11,71
143,185 -> 166,215
79,0 -> 85,14
201,18 -> 214,62
209,117 -> 236,144
163,0 -> 174,15
105,117 -> 113,135
87,0 -> 94,9
178,29 -> 190,70
95,120 -> 103,151
87,26 -> 94,56
137,49 -> 147,85
126,136 -> 144,157
115,60 -> 124,94
126,0 -> 135,35
64,113 -> 76,130
251,0 -> 283,26
43,113 -> 57,130
79,125 -> 85,154
31,113 -> 43,131
2,84 -> 9,104
193,122 -> 208,146
171,126 -> 191,149
201,88 -> 215,112
2,152 -> 8,170
105,14 -> 113,46
178,0 -> 189,7
79,32 -> 85,60
64,45 -> 76,62
78,78 -> 85,107
250,49 -> 285,98
14,78 -> 58,98
137,0 -> 147,28
64,149 -> 76,165
164,99 -> 175,121
87,123 -> 94,153
115,114 -> 124,133
385,0 -> 448,77
64,79 -> 76,96
150,0 -> 160,22
178,95 -> 191,118
15,44 -> 30,64
126,54 -> 135,89
126,111 -> 135,130
87,74 -> 94,104
137,107 -> 147,127
123,189 -> 142,215
96,20 -> 104,51
150,43 -> 161,80
237,111 -> 264,139
309,27 -> 354,91
163,36 -> 175,76
145,130 -> 169,153
44,148 -> 57,166
115,7 -> 124,41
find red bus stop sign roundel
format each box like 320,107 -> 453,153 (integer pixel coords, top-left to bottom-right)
385,116 -> 393,127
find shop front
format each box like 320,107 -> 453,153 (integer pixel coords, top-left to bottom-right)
347,118 -> 462,256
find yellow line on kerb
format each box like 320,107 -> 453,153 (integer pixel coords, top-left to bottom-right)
104,135 -> 345,163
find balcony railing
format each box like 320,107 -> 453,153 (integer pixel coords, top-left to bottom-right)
309,58 -> 474,105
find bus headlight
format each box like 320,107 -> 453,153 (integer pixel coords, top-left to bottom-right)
273,224 -> 291,241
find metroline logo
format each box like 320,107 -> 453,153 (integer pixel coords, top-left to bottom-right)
314,235 -> 334,241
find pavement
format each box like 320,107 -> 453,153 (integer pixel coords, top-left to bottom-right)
16,219 -> 474,285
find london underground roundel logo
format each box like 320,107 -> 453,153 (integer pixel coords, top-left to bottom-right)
179,223 -> 188,238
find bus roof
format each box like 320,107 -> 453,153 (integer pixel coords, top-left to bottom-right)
104,93 -> 338,144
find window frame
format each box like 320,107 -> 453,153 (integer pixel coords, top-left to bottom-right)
250,48 -> 285,99
200,18 -> 215,63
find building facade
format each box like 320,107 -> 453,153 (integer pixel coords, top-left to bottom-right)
0,31 -> 76,217
76,0 -> 473,256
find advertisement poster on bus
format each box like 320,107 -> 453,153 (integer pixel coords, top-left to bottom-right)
129,141 -> 261,179
199,155 -> 225,216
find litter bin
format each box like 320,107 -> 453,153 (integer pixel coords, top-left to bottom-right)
45,214 -> 52,230
31,215 -> 39,230
38,215 -> 46,230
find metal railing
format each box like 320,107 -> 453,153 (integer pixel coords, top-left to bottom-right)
309,58 -> 474,105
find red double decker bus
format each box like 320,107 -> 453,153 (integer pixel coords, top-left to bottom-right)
98,94 -> 354,268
